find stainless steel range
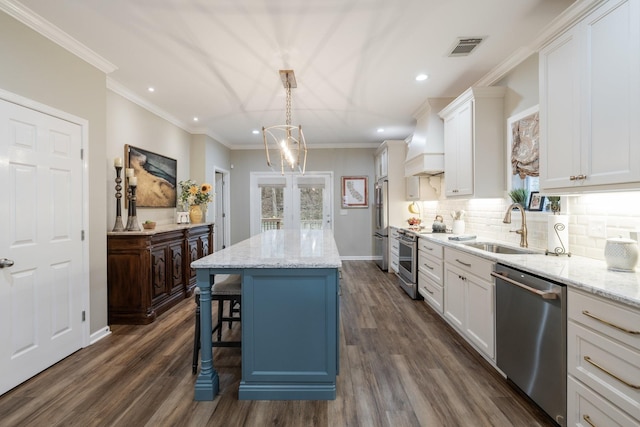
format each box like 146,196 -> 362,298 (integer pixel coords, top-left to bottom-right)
397,229 -> 419,299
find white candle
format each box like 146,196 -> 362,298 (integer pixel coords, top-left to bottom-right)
129,176 -> 137,186
114,157 -> 123,167
125,168 -> 134,177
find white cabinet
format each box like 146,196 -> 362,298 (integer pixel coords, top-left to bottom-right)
405,176 -> 439,201
389,227 -> 400,273
567,288 -> 640,425
539,0 -> 640,191
444,247 -> 495,360
417,238 -> 444,313
374,146 -> 389,180
438,87 -> 505,198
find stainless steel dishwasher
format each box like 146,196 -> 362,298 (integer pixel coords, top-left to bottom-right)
492,264 -> 567,427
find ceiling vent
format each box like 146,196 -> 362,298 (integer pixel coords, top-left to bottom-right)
448,37 -> 485,57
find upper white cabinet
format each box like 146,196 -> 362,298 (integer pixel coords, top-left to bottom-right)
539,0 -> 640,191
374,145 -> 389,180
438,87 -> 506,198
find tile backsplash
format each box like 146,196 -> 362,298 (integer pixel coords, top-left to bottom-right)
411,192 -> 640,261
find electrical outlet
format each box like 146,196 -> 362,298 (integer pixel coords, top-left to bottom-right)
588,218 -> 607,238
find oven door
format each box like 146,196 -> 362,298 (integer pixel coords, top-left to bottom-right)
397,237 -> 418,299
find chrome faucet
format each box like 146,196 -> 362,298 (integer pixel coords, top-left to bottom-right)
503,203 -> 528,248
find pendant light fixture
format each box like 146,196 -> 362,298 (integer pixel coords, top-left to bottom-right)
263,70 -> 307,175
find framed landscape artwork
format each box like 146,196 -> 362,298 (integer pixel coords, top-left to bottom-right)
341,176 -> 368,208
125,145 -> 177,208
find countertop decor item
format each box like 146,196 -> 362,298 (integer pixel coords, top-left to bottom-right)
142,220 -> 156,230
451,210 -> 465,234
604,236 -> 639,272
432,215 -> 446,233
545,214 -> 570,257
112,159 -> 125,232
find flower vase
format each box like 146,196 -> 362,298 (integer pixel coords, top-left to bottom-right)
189,205 -> 204,224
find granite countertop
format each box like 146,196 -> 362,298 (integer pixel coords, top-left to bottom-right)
107,222 -> 212,236
409,229 -> 640,309
191,229 -> 342,269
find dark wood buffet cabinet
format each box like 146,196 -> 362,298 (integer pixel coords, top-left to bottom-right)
107,223 -> 213,324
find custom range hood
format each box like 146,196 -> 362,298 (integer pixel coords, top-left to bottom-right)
404,98 -> 451,177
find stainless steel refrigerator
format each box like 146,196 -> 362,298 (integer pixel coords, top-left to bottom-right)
374,178 -> 388,270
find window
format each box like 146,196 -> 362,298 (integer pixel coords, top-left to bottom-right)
250,172 -> 333,235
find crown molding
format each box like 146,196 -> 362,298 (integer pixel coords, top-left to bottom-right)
474,0 -> 604,87
0,0 -> 117,73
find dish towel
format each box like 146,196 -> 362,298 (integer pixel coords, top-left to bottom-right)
449,235 -> 477,241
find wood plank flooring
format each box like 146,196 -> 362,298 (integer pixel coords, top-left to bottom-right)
0,261 -> 556,426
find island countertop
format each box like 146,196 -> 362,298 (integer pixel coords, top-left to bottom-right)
191,229 -> 342,269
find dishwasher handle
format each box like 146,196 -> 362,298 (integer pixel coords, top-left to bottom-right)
491,271 -> 559,300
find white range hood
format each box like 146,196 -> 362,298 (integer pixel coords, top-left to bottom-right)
404,98 -> 451,177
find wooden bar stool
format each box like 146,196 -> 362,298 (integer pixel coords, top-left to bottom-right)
192,274 -> 242,374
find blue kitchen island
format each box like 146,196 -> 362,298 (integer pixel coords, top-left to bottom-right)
191,229 -> 342,401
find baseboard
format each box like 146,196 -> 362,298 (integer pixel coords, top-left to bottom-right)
340,255 -> 375,261
89,326 -> 112,345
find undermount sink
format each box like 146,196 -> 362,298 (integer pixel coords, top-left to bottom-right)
461,241 -> 540,255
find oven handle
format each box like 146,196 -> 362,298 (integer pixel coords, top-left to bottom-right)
491,271 -> 558,300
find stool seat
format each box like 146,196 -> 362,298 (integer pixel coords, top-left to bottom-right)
192,274 -> 242,374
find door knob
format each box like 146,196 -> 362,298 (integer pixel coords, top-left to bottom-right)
0,258 -> 15,268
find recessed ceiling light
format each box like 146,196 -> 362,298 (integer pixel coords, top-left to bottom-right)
252,130 -> 260,135
148,87 -> 155,92
193,117 -> 199,122
377,128 -> 384,133
415,74 -> 428,81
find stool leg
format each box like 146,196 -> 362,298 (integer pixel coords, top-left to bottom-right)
192,293 -> 201,375
216,299 -> 224,341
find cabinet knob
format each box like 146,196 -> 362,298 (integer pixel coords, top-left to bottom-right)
569,175 -> 576,181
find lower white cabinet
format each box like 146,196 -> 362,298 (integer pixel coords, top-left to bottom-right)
417,237 -> 444,313
444,247 -> 495,360
390,227 -> 400,273
567,288 -> 640,424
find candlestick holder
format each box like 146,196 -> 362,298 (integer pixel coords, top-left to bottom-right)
112,166 -> 125,232
125,184 -> 141,231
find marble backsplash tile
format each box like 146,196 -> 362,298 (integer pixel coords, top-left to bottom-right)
412,192 -> 640,261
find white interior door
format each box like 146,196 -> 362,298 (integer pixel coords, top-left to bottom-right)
250,172 -> 333,235
0,98 -> 85,395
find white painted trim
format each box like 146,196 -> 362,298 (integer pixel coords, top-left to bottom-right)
89,326 -> 112,345
0,0 -> 117,73
341,256 -> 375,261
213,166 -> 231,250
0,86 -> 93,349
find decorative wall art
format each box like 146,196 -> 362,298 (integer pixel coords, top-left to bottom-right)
125,145 -> 177,208
341,176 -> 368,208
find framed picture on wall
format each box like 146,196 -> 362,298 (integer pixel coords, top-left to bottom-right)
341,176 -> 368,208
125,145 -> 177,208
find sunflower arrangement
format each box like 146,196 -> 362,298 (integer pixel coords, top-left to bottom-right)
178,179 -> 213,208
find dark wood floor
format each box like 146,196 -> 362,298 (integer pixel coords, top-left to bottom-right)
0,261 -> 555,426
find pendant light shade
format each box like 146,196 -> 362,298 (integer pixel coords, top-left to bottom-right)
263,70 -> 307,175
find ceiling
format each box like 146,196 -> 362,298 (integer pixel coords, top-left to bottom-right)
9,0 -> 575,148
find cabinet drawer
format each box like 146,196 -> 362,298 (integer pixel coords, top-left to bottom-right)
568,376 -> 638,427
390,228 -> 400,239
568,321 -> 640,419
418,271 -> 443,314
418,238 -> 443,259
418,251 -> 443,284
390,239 -> 400,255
568,289 -> 640,351
444,247 -> 493,279
390,255 -> 399,273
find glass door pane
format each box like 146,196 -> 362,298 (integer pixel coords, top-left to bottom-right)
260,185 -> 284,231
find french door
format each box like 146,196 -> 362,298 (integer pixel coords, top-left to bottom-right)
250,172 -> 333,235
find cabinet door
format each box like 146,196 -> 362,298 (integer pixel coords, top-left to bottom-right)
150,246 -> 169,303
444,265 -> 465,331
444,101 -> 473,196
406,176 -> 420,200
539,26 -> 581,190
465,275 -> 494,359
581,0 -> 640,187
168,241 -> 184,295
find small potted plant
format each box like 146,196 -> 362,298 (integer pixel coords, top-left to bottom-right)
508,188 -> 529,207
142,220 -> 156,230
